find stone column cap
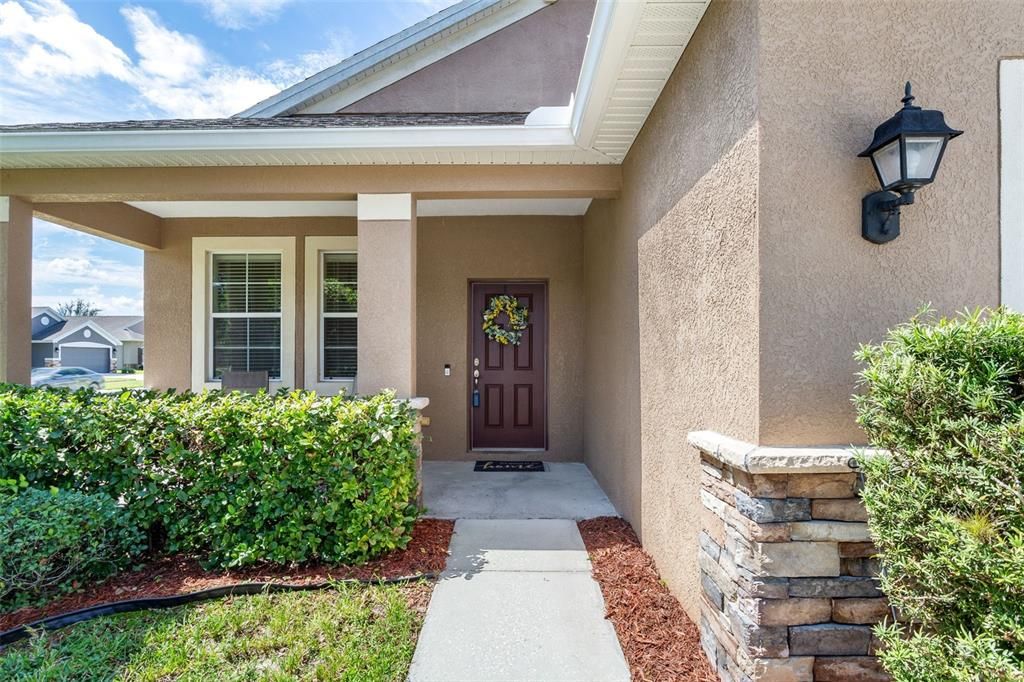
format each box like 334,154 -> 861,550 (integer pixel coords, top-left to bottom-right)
688,430 -> 885,474
405,396 -> 430,411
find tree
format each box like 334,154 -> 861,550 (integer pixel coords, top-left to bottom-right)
56,299 -> 101,317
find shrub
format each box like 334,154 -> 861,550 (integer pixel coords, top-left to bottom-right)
854,308 -> 1024,681
0,387 -> 421,569
0,487 -> 146,608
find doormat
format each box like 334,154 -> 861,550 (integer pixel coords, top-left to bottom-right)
474,460 -> 545,472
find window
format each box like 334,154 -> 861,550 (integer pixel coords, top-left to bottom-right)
303,236 -> 357,394
321,252 -> 357,380
210,253 -> 282,379
191,237 -> 295,392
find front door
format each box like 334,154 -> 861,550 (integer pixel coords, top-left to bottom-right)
469,281 -> 547,450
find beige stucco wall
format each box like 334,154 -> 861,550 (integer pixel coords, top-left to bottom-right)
342,0 -> 595,114
0,197 -> 33,383
756,0 -> 1024,445
417,215 -> 584,461
583,0 -> 761,620
144,217 -> 357,391
358,212 -> 417,397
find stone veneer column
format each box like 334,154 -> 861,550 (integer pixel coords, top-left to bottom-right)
0,197 -> 33,384
688,431 -> 891,682
356,193 -> 417,398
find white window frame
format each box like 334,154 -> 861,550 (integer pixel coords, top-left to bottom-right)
1001,59 -> 1024,311
191,237 -> 295,392
304,236 -> 358,395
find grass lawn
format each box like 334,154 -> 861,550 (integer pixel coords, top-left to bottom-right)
1,583 -> 425,682
101,374 -> 144,390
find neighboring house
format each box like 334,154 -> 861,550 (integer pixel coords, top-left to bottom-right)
1,0 -> 1022,671
30,307 -> 144,372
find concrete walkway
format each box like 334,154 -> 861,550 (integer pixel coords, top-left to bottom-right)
409,519 -> 631,682
422,461 -> 618,520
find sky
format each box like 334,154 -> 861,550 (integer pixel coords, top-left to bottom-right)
1,0 -> 458,314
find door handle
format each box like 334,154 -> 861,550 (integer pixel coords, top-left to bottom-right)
472,358 -> 480,407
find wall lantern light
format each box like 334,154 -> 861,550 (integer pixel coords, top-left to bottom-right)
858,82 -> 962,244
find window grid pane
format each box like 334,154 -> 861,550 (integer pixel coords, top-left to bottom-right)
321,252 -> 357,380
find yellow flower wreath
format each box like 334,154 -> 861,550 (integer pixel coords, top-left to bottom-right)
481,295 -> 529,345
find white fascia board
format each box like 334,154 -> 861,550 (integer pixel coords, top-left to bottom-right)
0,124 -> 578,157
238,0 -> 548,118
570,0 -> 646,148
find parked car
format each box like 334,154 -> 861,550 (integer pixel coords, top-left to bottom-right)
31,366 -> 104,390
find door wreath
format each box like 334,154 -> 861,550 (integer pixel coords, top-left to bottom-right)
481,295 -> 529,345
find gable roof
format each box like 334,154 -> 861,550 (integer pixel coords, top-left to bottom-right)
0,1 -> 710,168
34,316 -> 144,343
31,306 -> 65,323
237,0 -> 556,118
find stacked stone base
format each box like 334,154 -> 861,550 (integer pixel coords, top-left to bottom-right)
690,432 -> 890,682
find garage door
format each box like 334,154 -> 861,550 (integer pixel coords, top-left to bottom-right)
60,347 -> 110,373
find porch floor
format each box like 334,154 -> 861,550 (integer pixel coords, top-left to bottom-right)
421,461 -> 619,520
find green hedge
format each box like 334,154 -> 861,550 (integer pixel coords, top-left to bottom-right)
0,487 -> 146,608
0,386 -> 421,568
854,309 -> 1024,681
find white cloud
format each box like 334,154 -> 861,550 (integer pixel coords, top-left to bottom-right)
193,0 -> 294,30
0,0 -> 132,82
264,36 -> 354,86
33,290 -> 143,316
34,256 -> 144,289
121,6 -> 207,82
0,0 -> 350,122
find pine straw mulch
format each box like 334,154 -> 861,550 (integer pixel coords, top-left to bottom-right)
0,518 -> 454,632
578,517 -> 719,682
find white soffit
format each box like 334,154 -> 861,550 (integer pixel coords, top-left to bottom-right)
125,199 -> 592,217
574,0 -> 709,161
239,0 -> 552,117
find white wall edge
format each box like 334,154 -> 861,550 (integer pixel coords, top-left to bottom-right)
0,197 -> 9,222
1001,59 -> 1024,311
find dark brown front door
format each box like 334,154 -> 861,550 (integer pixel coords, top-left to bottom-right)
469,281 -> 547,450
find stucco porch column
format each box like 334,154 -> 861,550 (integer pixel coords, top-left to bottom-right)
356,193 -> 417,398
0,197 -> 33,384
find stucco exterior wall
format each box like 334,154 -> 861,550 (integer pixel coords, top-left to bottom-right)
756,0 -> 1024,445
144,218 -> 357,391
583,0 -> 761,621
342,0 -> 595,114
417,215 -> 584,461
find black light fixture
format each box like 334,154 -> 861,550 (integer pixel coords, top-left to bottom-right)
858,82 -> 962,244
